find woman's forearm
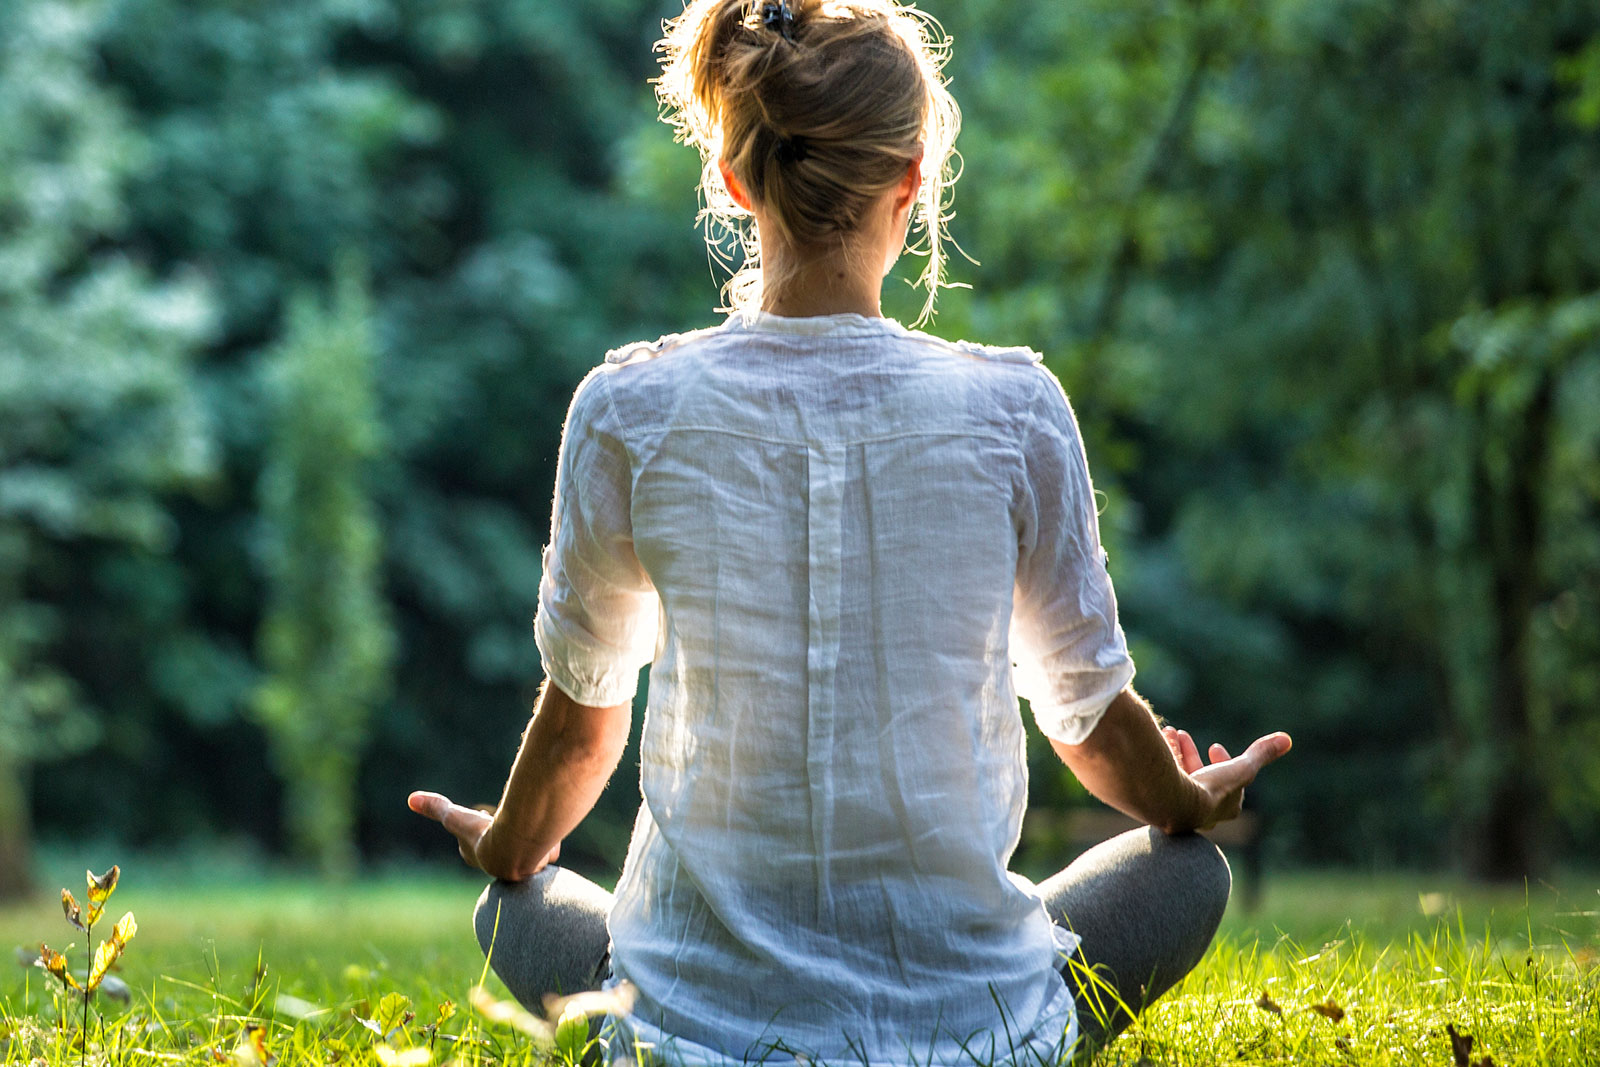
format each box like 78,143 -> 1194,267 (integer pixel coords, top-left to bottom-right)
480,681 -> 632,880
1050,688 -> 1208,835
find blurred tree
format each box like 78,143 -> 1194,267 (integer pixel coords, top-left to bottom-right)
7,0 -> 1592,882
255,257 -> 394,878
51,0 -> 694,870
938,0 -> 1600,877
70,0 -> 696,865
0,0 -> 213,897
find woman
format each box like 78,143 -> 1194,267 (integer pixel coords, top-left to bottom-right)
409,1 -> 1292,1063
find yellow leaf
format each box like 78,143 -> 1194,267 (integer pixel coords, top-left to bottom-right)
112,912 -> 137,948
435,1001 -> 456,1023
61,890 -> 85,932
375,992 -> 413,1037
36,944 -> 67,976
88,939 -> 122,991
375,1047 -> 431,1067
87,866 -> 120,907
230,1027 -> 276,1067
35,944 -> 83,993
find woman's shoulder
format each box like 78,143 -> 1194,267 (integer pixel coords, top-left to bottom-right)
602,321 -> 729,368
892,326 -> 1044,369
600,318 -> 1046,370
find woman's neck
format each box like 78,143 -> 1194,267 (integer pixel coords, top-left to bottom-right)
755,224 -> 886,319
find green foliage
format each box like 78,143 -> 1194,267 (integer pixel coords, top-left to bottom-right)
0,0 -> 215,896
932,0 -> 1600,875
45,0 -> 692,873
0,0 -> 1595,882
255,257 -> 394,878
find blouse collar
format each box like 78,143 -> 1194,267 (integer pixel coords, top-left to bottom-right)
732,308 -> 908,338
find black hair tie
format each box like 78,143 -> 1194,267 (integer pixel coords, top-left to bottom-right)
775,134 -> 809,164
761,1 -> 796,42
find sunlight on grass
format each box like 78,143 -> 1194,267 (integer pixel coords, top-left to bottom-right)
2,868 -> 1596,1066
1114,923 -> 1598,1065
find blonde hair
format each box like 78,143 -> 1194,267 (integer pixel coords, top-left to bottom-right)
655,0 -> 962,323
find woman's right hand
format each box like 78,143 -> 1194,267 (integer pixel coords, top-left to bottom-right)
407,790 -> 561,880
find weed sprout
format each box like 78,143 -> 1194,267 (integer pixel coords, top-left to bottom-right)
33,865 -> 137,1067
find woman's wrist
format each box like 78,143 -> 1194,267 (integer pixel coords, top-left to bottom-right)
1155,775 -> 1210,836
476,811 -> 556,881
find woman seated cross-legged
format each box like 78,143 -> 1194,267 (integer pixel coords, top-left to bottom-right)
409,1 -> 1292,1063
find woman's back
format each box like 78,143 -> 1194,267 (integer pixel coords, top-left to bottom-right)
537,310 -> 1132,1062
413,5 -> 1281,1057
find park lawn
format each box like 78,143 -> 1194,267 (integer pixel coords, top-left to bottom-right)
0,863 -> 1595,1066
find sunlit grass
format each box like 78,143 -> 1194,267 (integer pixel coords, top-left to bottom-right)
1111,918 -> 1598,1065
1,864 -> 1596,1066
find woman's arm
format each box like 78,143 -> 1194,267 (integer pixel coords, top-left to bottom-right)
409,368 -> 653,880
1052,687 -> 1291,835
409,680 -> 631,881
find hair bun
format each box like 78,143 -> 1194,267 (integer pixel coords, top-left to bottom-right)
760,1 -> 796,41
774,134 -> 809,164
657,0 -> 962,323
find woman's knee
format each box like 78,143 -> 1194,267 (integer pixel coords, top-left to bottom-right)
472,868 -> 560,957
470,866 -> 615,1006
1170,831 -> 1231,916
1150,831 -> 1232,964
473,877 -> 512,956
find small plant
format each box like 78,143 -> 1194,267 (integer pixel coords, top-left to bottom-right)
33,865 -> 138,1066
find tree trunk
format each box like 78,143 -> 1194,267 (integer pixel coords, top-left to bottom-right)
0,745 -> 34,901
1472,371 -> 1556,881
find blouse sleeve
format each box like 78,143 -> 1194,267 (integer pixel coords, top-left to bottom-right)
1010,367 -> 1136,744
533,367 -> 660,706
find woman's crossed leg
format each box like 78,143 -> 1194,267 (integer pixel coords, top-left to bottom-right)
471,826 -> 1229,1058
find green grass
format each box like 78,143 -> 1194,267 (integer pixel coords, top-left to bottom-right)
1,863 -> 1596,1066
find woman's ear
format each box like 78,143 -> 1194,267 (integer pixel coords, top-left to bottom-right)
719,159 -> 753,211
894,152 -> 924,215
882,153 -> 925,276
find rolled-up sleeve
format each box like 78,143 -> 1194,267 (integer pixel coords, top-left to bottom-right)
1010,367 -> 1136,744
534,367 -> 659,707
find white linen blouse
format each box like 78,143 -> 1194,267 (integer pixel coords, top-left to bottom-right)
534,309 -> 1135,1067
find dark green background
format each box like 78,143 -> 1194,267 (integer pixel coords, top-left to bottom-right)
3,0 -> 1597,890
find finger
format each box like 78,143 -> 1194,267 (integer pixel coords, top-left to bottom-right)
438,803 -> 493,843
1208,742 -> 1231,764
1239,731 -> 1293,772
1196,734 -> 1291,796
1162,727 -> 1184,762
1177,730 -> 1204,774
1191,756 -> 1259,797
408,791 -> 453,822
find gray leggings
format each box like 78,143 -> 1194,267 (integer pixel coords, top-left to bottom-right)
473,827 -> 1231,1055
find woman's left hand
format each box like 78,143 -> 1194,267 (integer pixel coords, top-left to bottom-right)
407,790 -> 560,880
1162,726 -> 1205,774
